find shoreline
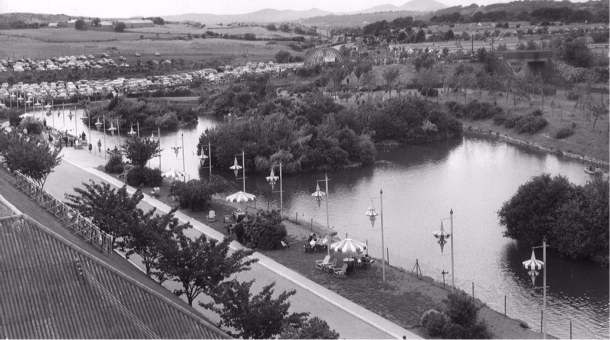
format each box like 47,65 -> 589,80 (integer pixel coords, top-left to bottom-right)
462,124 -> 609,167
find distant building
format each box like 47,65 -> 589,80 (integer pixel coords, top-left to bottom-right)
123,19 -> 154,28
304,47 -> 345,66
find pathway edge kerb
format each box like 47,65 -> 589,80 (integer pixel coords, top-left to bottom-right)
64,159 -> 419,339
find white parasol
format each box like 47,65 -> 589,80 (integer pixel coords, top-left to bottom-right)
330,238 -> 367,255
226,191 -> 256,202
162,168 -> 185,181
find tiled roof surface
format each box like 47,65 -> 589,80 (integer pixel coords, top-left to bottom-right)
0,215 -> 228,339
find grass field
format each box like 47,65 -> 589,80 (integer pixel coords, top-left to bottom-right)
0,28 -> 303,65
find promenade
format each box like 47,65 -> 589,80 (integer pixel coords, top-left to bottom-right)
5,146 -> 419,339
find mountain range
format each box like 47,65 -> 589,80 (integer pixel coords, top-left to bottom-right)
163,0 -> 448,24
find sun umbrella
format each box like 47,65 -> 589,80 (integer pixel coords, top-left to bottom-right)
226,191 -> 256,203
162,168 -> 184,181
330,238 -> 367,255
319,231 -> 341,247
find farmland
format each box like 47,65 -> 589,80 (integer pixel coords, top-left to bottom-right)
0,28 -> 303,65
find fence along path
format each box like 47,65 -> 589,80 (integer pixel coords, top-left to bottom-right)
13,171 -> 113,253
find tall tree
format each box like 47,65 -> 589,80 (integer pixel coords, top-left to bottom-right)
122,207 -> 189,276
65,181 -> 143,245
279,316 -> 340,339
122,136 -> 161,168
382,67 -> 400,98
203,279 -> 309,338
588,103 -> 608,132
0,130 -> 62,188
155,235 -> 257,306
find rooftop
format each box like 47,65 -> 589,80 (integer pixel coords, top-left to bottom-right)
0,202 -> 228,339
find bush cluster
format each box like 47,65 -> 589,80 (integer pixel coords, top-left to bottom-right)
420,292 -> 491,339
445,100 -> 503,120
514,114 -> 548,134
554,126 -> 575,139
233,210 -> 287,250
104,154 -> 124,174
171,179 -> 213,211
126,167 -> 163,187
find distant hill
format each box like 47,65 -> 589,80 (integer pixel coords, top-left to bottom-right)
302,11 -> 426,27
163,8 -> 331,24
341,0 -> 447,15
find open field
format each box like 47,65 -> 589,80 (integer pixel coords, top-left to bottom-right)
128,23 -> 302,40
0,30 -> 303,65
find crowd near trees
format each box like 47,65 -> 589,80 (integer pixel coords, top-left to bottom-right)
499,174 -> 609,265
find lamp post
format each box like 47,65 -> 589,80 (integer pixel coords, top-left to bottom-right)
265,162 -> 283,218
522,239 -> 547,339
365,189 -> 385,283
181,133 -> 186,181
230,151 -> 247,192
433,209 -> 455,289
198,142 -> 212,180
311,174 -> 330,255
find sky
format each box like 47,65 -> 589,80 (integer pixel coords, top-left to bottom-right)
0,0 -> 588,17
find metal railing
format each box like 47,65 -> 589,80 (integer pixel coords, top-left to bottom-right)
13,171 -> 113,253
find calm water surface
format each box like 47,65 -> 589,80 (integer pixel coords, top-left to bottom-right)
51,109 -> 608,339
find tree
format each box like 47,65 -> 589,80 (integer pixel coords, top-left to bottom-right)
203,279 -> 309,338
155,235 -> 257,306
122,207 -> 189,276
562,39 -> 593,68
152,17 -> 165,25
498,174 -> 576,245
172,179 -> 214,211
114,21 -> 126,32
275,50 -> 292,63
75,19 -> 86,30
360,70 -> 376,94
415,29 -> 426,43
279,316 -> 340,339
279,23 -> 291,33
588,103 -> 608,132
382,67 -> 400,98
413,54 -> 435,72
121,136 -> 161,168
266,24 -> 277,31
65,181 -> 143,245
92,18 -> 101,27
0,130 -> 62,188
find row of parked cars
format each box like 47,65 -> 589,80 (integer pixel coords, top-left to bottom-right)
0,60 -> 303,108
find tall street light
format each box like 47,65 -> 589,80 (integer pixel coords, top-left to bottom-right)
523,239 -> 547,339
433,209 -> 455,289
198,141 -> 212,180
265,161 -> 283,218
311,174 -> 330,255
365,189 -> 386,283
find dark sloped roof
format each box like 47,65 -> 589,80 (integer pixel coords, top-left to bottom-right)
0,214 -> 228,339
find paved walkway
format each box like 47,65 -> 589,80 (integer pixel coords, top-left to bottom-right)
36,148 -> 419,339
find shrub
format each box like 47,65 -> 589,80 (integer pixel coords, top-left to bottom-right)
172,179 -> 213,211
464,101 -> 503,120
421,309 -> 450,337
531,109 -> 543,116
19,117 -> 44,135
445,292 -> 478,327
420,87 -> 439,97
126,167 -> 163,187
504,114 -> 520,128
239,210 -> 287,250
515,115 -> 548,134
104,154 -> 124,174
555,126 -> 574,139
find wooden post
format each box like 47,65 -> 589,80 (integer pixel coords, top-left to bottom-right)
504,295 -> 507,316
295,212 -> 298,224
386,248 -> 389,266
540,310 -> 543,333
569,321 -> 572,339
310,218 -> 313,231
472,282 -> 475,300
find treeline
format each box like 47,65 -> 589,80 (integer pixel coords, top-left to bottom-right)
198,74 -> 462,174
499,174 -> 609,265
0,21 -> 49,29
88,97 -> 198,131
430,6 -> 607,24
